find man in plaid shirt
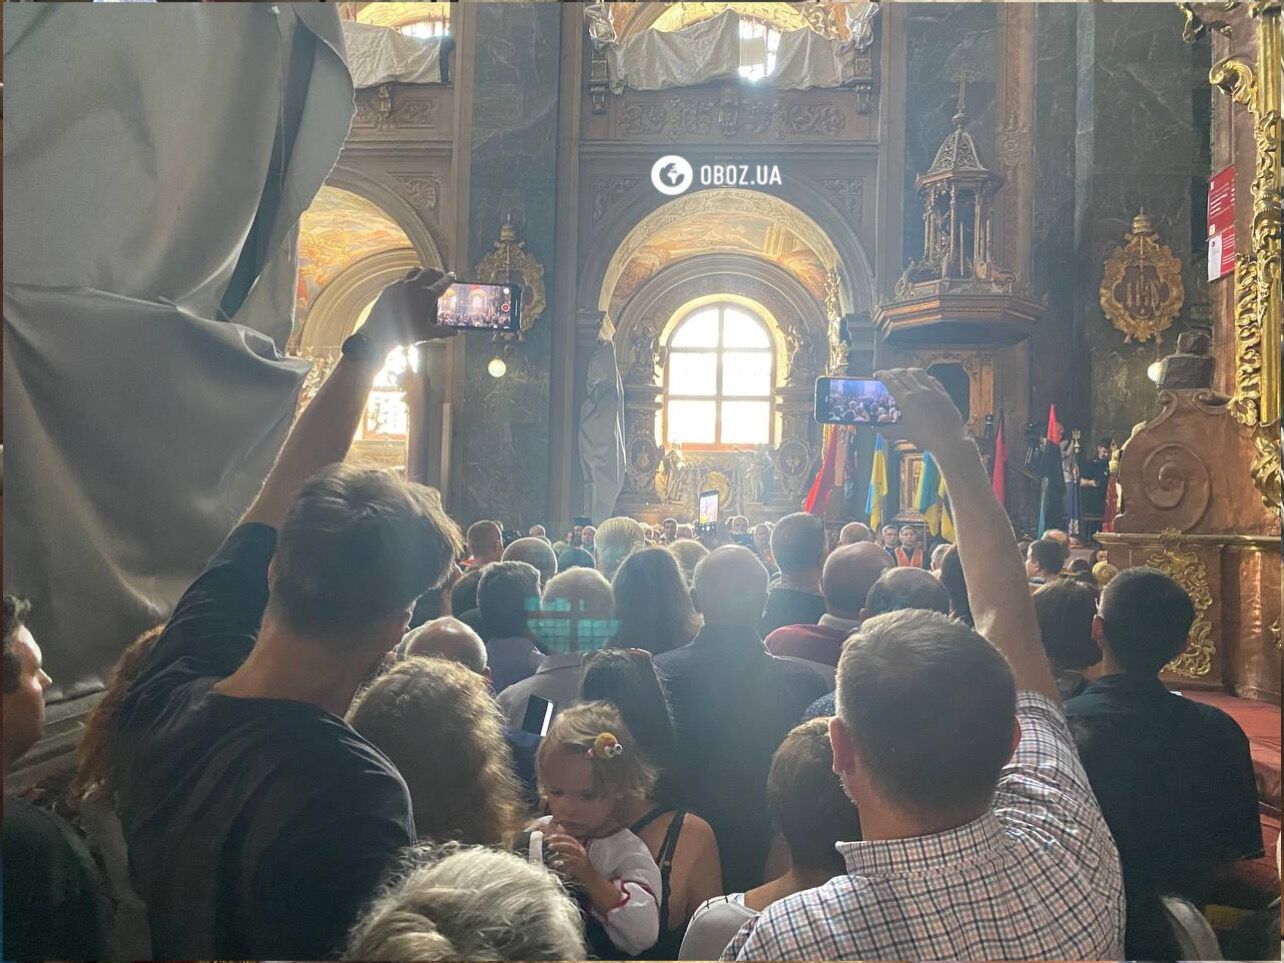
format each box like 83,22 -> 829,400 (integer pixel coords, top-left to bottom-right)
725,369 -> 1125,961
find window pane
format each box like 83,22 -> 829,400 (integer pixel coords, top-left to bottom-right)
668,400 -> 716,444
669,352 -> 717,396
720,401 -> 771,445
670,309 -> 719,348
721,352 -> 773,397
721,310 -> 771,348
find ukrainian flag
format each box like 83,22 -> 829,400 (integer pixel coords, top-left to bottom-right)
916,451 -> 956,543
866,433 -> 889,530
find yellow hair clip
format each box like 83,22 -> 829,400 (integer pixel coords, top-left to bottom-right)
588,732 -> 624,760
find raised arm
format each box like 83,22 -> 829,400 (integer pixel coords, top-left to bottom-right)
877,368 -> 1058,702
241,268 -> 455,529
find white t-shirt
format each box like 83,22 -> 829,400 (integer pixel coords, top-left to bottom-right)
679,893 -> 757,960
533,815 -> 662,956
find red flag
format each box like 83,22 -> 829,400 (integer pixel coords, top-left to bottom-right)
1046,405 -> 1062,446
991,416 -> 1007,505
804,426 -> 841,515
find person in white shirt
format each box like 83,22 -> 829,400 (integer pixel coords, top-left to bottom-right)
497,567 -> 615,729
531,702 -> 662,957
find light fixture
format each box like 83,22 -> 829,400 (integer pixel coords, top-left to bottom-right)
488,356 -> 508,379
1146,360 -> 1163,384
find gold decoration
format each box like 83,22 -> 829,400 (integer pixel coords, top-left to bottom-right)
648,2 -> 850,40
1272,615 -> 1281,650
1148,529 -> 1216,678
1208,2 -> 1282,511
1099,211 -> 1185,343
475,213 -> 546,343
702,469 -> 732,506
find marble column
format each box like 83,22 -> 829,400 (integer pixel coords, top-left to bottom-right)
454,2 -> 562,529
1071,4 -> 1211,448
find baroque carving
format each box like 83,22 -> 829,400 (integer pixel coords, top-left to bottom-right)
617,93 -> 848,139
390,174 -> 441,218
1099,211 -> 1185,343
1230,254 -> 1263,427
1149,530 -> 1216,679
475,213 -> 546,342
592,177 -> 641,222
353,86 -> 440,131
820,178 -> 864,223
1139,443 -> 1212,527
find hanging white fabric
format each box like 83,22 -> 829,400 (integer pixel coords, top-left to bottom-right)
341,20 -> 447,88
3,3 -> 355,700
604,8 -> 864,93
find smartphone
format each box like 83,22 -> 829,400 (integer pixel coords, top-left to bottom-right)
435,281 -> 521,332
814,376 -> 902,426
520,695 -> 555,737
697,489 -> 719,536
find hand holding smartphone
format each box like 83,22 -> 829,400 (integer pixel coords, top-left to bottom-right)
435,280 -> 522,332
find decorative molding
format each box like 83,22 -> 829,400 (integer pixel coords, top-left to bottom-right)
1099,211 -> 1185,343
819,178 -> 864,223
389,173 -> 442,219
592,176 -> 642,222
616,91 -> 851,139
353,85 -> 442,131
1149,530 -> 1216,679
1230,253 -> 1263,428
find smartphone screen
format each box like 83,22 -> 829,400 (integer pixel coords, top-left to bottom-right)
436,281 -> 521,331
521,695 -> 555,737
814,377 -> 902,426
697,489 -> 719,531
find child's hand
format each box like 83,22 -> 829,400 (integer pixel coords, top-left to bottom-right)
544,833 -> 593,883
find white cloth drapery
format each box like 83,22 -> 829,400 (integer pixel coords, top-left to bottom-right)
341,20 -> 447,88
3,4 -> 355,698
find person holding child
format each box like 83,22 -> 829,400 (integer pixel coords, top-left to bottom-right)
530,702 -> 663,958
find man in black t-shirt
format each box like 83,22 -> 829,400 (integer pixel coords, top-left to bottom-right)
1065,567 -> 1263,958
115,269 -> 463,960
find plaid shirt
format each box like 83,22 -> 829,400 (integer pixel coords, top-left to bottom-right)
724,692 -> 1125,961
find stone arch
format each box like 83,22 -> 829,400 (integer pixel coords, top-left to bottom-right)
299,248 -> 422,353
613,252 -> 829,387
582,186 -> 874,327
325,164 -> 448,270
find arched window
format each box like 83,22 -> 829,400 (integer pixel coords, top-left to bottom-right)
352,300 -> 413,442
396,18 -> 450,40
663,304 -> 775,447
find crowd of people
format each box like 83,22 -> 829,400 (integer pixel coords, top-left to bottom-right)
3,271 -> 1272,961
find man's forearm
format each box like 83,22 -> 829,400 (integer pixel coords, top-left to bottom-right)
240,355 -> 381,529
931,436 -> 1059,702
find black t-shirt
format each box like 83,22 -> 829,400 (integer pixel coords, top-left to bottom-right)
1065,674 -> 1263,907
760,587 -> 827,636
3,795 -> 106,961
115,524 -> 414,960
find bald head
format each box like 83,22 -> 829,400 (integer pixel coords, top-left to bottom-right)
692,545 -> 769,627
401,617 -> 487,676
839,522 -> 873,545
864,567 -> 952,619
1043,529 -> 1069,550
528,524 -> 547,540
502,537 -> 558,589
822,543 -> 894,619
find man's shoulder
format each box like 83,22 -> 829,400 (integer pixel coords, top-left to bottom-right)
3,796 -> 97,885
744,875 -> 863,954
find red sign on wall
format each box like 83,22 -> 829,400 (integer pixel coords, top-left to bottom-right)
1208,166 -> 1236,281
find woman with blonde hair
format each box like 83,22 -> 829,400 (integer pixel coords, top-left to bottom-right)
348,657 -> 527,847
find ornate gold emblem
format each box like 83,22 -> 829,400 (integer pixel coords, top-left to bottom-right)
475,213 -> 546,342
1148,529 -> 1216,678
702,470 -> 732,507
1099,211 -> 1185,343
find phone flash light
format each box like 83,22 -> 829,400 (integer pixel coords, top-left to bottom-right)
488,356 -> 508,378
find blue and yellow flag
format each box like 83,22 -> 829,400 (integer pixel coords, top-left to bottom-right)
866,433 -> 889,530
916,451 -> 956,543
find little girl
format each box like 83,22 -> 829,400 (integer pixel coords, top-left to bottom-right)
529,701 -> 662,957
